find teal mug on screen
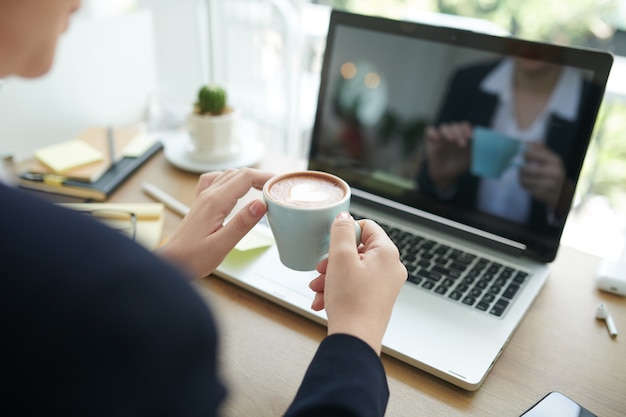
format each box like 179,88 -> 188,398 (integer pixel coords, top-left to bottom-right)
263,171 -> 361,272
471,126 -> 526,178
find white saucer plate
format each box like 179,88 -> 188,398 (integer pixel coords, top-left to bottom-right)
162,131 -> 265,173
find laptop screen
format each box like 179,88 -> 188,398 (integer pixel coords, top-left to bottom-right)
308,10 -> 613,262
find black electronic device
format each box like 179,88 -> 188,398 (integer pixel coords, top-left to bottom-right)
520,392 -> 597,417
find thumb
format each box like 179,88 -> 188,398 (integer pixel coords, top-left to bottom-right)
328,212 -> 359,259
217,199 -> 267,251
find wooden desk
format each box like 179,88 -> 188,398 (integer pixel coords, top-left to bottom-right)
110,150 -> 625,417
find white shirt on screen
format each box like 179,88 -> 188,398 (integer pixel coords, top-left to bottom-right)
476,58 -> 583,224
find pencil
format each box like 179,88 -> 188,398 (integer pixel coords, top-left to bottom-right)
141,182 -> 190,217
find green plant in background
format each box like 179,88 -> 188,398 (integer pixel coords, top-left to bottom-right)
316,0 -> 621,47
434,0 -> 619,47
376,112 -> 426,155
195,85 -> 228,116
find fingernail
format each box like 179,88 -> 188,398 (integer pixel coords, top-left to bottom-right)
249,200 -> 266,217
336,211 -> 351,220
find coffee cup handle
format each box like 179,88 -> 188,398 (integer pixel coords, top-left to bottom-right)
318,221 -> 362,265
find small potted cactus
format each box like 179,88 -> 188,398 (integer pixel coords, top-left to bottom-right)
195,84 -> 230,115
186,84 -> 239,162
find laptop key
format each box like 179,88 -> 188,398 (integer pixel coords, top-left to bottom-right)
421,252 -> 435,260
417,269 -> 443,282
455,256 -> 474,267
435,285 -> 448,295
435,245 -> 449,255
463,276 -> 477,285
462,296 -> 476,306
455,283 -> 470,293
422,280 -> 435,290
438,277 -> 452,286
469,288 -> 483,298
407,274 -> 423,285
476,301 -> 490,311
501,267 -> 514,278
468,268 -> 483,278
476,279 -> 490,289
481,293 -> 496,303
490,299 -> 510,317
449,291 -> 463,301
494,277 -> 509,287
514,271 -> 529,284
488,285 -> 502,295
450,262 -> 469,273
417,260 -> 431,268
431,265 -> 451,275
502,283 -> 521,300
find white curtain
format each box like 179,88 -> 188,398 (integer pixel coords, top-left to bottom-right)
204,0 -> 329,156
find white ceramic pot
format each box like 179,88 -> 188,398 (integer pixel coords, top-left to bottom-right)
186,109 -> 240,162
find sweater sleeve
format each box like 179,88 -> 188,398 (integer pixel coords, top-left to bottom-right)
283,334 -> 389,417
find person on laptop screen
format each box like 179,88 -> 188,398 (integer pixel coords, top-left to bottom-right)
418,55 -> 591,230
0,1 -> 407,416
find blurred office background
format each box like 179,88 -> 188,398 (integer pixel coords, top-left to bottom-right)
1,0 -> 626,261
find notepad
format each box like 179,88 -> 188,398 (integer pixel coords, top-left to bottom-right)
28,126 -> 156,183
18,140 -> 163,201
34,140 -> 104,173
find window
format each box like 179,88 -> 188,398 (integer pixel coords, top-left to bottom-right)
205,0 -> 326,157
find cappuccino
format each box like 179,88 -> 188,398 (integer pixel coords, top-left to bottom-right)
267,172 -> 347,208
263,171 -> 354,270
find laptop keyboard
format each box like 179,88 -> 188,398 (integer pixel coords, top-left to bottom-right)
353,214 -> 529,318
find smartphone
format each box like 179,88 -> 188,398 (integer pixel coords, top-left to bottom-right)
520,392 -> 597,417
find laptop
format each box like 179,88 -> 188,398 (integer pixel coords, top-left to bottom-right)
215,10 -> 613,390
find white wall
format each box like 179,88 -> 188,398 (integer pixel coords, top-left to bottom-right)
136,0 -> 208,120
0,10 -> 157,161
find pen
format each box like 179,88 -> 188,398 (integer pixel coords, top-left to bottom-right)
107,126 -> 117,167
22,172 -> 67,186
142,182 -> 190,217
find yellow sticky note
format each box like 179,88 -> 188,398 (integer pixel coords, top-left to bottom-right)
234,226 -> 275,252
122,133 -> 157,157
35,140 -> 104,173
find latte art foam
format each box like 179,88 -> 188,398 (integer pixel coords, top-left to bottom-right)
268,173 -> 346,208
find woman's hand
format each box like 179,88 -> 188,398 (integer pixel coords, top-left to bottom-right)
520,142 -> 566,210
309,213 -> 407,355
158,168 -> 274,279
424,122 -> 473,191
